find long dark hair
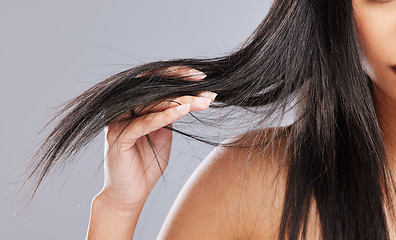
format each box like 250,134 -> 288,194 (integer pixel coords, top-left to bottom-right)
22,0 -> 396,239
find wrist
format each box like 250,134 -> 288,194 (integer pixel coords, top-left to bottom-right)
87,192 -> 144,240
94,190 -> 147,213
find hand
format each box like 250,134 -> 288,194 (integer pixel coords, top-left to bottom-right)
97,67 -> 216,211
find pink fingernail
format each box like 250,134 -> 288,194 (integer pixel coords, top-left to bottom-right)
189,69 -> 207,80
198,91 -> 217,100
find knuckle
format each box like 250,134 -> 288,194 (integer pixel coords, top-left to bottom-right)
141,114 -> 154,127
171,96 -> 193,106
180,95 -> 195,103
163,108 -> 175,123
160,100 -> 174,109
106,125 -> 121,144
167,98 -> 183,107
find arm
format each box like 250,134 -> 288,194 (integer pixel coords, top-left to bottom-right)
88,127 -> 287,240
85,67 -> 214,240
87,146 -> 236,240
87,193 -> 144,240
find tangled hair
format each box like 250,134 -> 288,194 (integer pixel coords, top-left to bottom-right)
22,0 -> 396,239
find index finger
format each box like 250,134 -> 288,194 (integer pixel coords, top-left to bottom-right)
161,66 -> 207,81
138,66 -> 207,81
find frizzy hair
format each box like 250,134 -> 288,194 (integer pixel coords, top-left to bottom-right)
22,0 -> 396,239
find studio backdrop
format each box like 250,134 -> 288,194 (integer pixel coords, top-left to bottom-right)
0,1 -> 272,239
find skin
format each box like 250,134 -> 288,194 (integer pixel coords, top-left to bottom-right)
353,0 -> 396,167
86,1 -> 396,239
86,67 -> 219,239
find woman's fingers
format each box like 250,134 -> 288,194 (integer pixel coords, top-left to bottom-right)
108,65 -> 214,143
114,104 -> 191,144
134,65 -> 212,114
134,91 -> 217,115
138,66 -> 207,81
108,91 -> 217,143
160,66 -> 207,81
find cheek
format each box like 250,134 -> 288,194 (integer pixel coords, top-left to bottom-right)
354,11 -> 386,80
354,3 -> 396,97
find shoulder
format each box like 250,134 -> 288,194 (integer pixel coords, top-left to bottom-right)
157,127 -> 290,240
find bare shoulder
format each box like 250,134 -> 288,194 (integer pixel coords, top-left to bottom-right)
157,127 -> 290,240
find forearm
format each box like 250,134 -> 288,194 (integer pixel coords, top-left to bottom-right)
86,193 -> 145,240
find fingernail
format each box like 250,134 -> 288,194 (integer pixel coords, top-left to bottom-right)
177,104 -> 190,113
189,69 -> 207,80
194,97 -> 212,105
198,91 -> 217,101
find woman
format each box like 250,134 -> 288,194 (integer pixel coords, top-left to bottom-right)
24,0 -> 396,239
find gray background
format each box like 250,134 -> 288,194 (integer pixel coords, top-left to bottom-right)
1,1 -> 272,239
